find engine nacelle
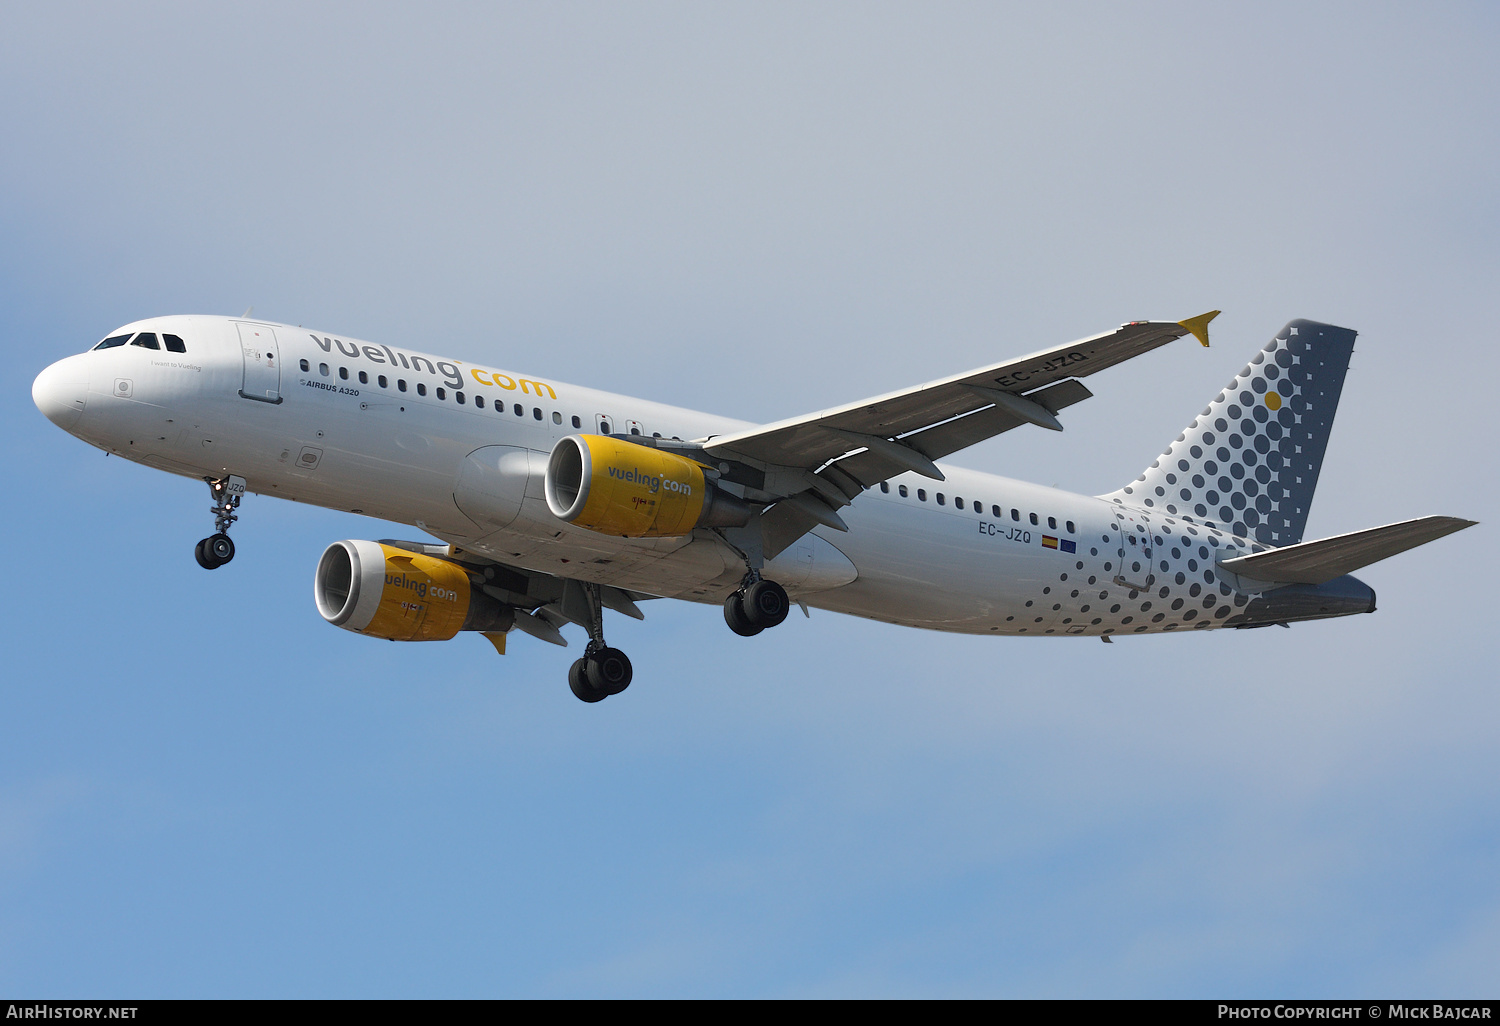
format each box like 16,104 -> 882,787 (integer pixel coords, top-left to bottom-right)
314,540 -> 513,641
544,434 -> 753,538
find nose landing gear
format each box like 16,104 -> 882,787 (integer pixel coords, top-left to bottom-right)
195,475 -> 246,570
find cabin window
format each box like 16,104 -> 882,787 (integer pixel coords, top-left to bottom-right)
163,334 -> 187,353
378,375 -> 388,388
398,379 -> 408,392
917,489 -> 927,501
1011,509 -> 1020,521
553,411 -> 562,424
475,395 -> 485,409
319,363 -> 329,376
1048,516 -> 1057,529
1066,520 -> 1075,533
992,505 -> 1002,517
936,493 -> 946,506
899,485 -> 908,497
533,408 -> 543,420
514,404 -> 524,416
1030,512 -> 1039,525
955,497 -> 964,510
455,391 -> 465,405
94,334 -> 133,350
572,415 -> 581,428
436,387 -> 446,400
131,333 -> 160,350
339,367 -> 348,380
880,482 -> 889,493
358,371 -> 368,384
300,359 -> 310,371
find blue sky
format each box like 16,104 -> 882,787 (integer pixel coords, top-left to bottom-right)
2,2 -> 1496,997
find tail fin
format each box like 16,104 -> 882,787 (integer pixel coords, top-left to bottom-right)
1102,319 -> 1358,545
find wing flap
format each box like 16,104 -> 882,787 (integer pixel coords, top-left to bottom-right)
1219,516 -> 1476,585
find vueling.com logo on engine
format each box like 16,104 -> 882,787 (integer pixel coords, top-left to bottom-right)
607,466 -> 693,496
386,572 -> 458,603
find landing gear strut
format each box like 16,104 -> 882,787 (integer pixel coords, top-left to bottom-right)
195,475 -> 245,570
567,581 -> 634,703
723,574 -> 789,636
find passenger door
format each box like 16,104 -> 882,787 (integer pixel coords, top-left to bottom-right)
236,322 -> 282,403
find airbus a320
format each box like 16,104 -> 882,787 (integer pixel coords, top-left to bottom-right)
32,311 -> 1474,702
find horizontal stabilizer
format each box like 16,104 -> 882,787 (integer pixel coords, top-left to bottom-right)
1219,516 -> 1476,585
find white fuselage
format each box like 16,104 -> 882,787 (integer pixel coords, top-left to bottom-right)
34,315 -> 1335,637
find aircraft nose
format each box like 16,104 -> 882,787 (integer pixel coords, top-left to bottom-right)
32,356 -> 89,431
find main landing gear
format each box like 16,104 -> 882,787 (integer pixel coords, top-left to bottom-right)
195,475 -> 246,570
567,581 -> 634,703
723,575 -> 789,637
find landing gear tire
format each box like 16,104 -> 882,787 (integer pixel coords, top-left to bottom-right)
568,658 -> 607,703
195,533 -> 234,570
724,592 -> 764,637
206,533 -> 235,565
744,580 -> 789,628
586,647 -> 633,696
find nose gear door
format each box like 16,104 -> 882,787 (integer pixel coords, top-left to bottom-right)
236,323 -> 282,404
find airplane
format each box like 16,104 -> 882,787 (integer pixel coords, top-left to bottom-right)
31,311 -> 1475,703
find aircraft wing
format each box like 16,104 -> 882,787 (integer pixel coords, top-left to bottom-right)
703,315 -> 1212,483
697,314 -> 1217,557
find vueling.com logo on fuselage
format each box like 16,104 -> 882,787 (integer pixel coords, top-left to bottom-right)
607,466 -> 692,496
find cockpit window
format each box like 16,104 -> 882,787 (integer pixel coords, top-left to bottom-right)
93,334 -> 133,350
163,334 -> 187,353
131,333 -> 160,350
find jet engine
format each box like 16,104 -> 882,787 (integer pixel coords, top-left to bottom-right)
545,434 -> 753,538
314,540 -> 513,641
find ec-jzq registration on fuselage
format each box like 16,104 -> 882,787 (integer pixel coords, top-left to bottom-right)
32,311 -> 1474,702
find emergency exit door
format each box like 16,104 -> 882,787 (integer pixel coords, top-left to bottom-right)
1113,509 -> 1155,593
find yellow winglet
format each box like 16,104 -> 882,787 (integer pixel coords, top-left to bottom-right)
1178,310 -> 1220,347
480,631 -> 508,655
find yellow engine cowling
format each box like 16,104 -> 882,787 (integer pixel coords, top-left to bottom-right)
314,540 -> 512,641
544,434 -> 752,538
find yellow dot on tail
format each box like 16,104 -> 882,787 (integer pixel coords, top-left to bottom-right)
1265,392 -> 1282,411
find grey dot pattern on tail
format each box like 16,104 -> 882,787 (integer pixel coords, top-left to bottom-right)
1101,319 -> 1358,546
